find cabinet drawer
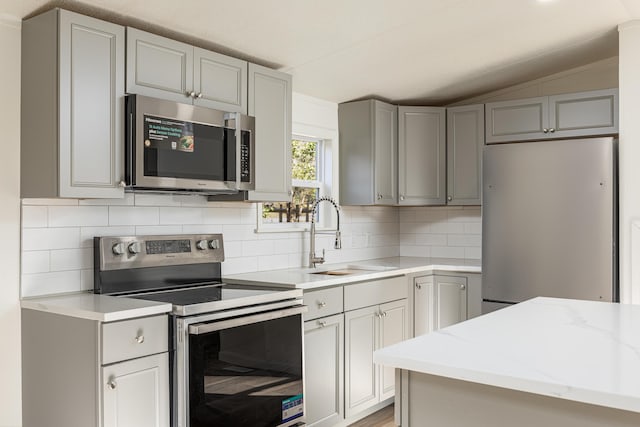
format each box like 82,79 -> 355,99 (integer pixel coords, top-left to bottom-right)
102,315 -> 168,365
304,286 -> 343,321
344,276 -> 407,311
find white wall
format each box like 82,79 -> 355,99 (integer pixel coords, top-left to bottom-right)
618,21 -> 640,304
0,15 -> 23,427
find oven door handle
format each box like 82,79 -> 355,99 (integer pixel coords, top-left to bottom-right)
188,305 -> 308,335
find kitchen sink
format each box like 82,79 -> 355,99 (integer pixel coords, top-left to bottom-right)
311,268 -> 370,276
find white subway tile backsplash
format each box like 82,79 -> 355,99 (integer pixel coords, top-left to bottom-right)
22,227 -> 81,251
80,226 -> 136,248
22,206 -> 48,228
109,206 -> 160,226
50,248 -> 93,271
22,270 -> 82,298
21,197 -> 482,299
135,225 -> 184,235
431,246 -> 466,259
159,207 -> 203,225
21,251 -> 50,274
49,206 -> 109,227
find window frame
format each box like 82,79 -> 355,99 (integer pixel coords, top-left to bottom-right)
256,134 -> 335,233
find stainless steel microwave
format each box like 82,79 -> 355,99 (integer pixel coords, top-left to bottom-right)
125,95 -> 255,194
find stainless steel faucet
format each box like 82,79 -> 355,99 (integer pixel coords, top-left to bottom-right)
309,197 -> 342,268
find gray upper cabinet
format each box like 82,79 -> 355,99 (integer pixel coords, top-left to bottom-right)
548,89 -> 618,139
485,96 -> 548,143
339,99 -> 398,205
398,106 -> 446,206
127,28 -> 247,114
485,89 -> 618,143
447,104 -> 484,205
247,63 -> 293,201
21,9 -> 125,198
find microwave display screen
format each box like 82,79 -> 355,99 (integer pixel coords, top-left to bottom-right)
143,115 -> 236,181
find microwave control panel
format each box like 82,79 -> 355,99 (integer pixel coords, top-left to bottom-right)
240,131 -> 251,183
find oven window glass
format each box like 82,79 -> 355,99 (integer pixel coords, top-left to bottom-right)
189,313 -> 303,427
143,115 -> 236,181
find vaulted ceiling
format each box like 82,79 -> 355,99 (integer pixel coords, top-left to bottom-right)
4,0 -> 640,104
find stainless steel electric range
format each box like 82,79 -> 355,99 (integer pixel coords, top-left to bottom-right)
94,234 -> 306,427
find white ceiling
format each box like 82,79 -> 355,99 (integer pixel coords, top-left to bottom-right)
4,0 -> 640,104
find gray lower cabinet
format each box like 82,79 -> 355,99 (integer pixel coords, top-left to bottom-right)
398,106 -> 446,206
21,310 -> 169,427
413,273 -> 482,337
485,88 -> 618,143
304,314 -> 344,427
246,63 -> 293,201
339,99 -> 398,205
126,28 -> 248,113
21,9 -> 125,198
446,104 -> 484,205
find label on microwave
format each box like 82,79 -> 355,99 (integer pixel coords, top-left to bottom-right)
282,394 -> 303,423
144,115 -> 194,152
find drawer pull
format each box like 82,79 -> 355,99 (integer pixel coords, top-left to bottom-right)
108,380 -> 117,390
135,335 -> 145,344
318,320 -> 327,328
318,301 -> 327,308
416,283 -> 422,290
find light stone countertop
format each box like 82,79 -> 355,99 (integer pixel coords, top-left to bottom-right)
21,292 -> 172,322
223,256 -> 481,290
374,297 -> 640,413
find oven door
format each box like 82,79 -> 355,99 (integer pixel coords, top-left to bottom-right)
177,305 -> 306,427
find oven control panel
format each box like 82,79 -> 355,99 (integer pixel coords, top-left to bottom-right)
96,234 -> 225,271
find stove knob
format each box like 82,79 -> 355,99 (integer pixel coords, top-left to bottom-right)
112,243 -> 126,256
196,240 -> 208,250
128,242 -> 142,254
209,239 -> 220,250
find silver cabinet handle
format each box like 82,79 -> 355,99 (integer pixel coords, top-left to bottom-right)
108,380 -> 117,390
288,189 -> 293,196
376,193 -> 383,200
400,195 -> 405,201
187,91 -> 196,98
383,311 -> 387,317
447,196 -> 453,202
460,284 -> 466,291
543,128 -> 549,133
135,335 -> 145,344
317,301 -> 327,308
416,283 -> 422,290
196,93 -> 203,99
118,180 -> 126,188
549,128 -> 556,133
318,320 -> 327,327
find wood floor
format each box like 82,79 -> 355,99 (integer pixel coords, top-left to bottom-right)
349,404 -> 395,427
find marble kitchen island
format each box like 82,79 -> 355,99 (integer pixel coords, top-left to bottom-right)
374,297 -> 640,427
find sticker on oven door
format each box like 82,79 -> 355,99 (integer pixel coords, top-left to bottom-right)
282,394 -> 303,423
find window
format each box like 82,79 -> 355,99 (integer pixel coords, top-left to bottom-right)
258,135 -> 333,231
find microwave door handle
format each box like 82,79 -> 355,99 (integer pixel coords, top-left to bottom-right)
224,112 -> 241,189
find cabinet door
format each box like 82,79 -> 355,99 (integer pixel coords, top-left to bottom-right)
247,63 -> 293,201
374,101 -> 398,205
58,11 -> 125,198
126,28 -> 194,103
549,89 -> 618,139
398,106 -> 445,205
435,275 -> 468,329
304,314 -> 344,427
378,299 -> 408,401
193,47 -> 247,113
345,305 -> 379,418
447,104 -> 484,205
414,275 -> 435,337
102,352 -> 170,427
485,97 -> 549,143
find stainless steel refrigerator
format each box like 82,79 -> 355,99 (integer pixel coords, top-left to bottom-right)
482,137 -> 618,313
